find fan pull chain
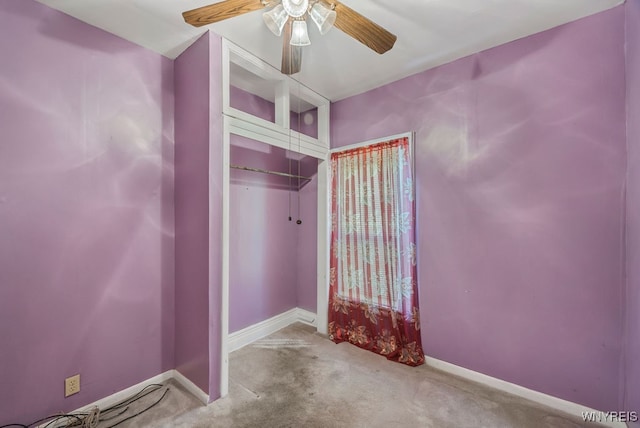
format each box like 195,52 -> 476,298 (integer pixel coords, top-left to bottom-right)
288,23 -> 293,222
288,119 -> 293,221
288,156 -> 292,221
296,80 -> 302,225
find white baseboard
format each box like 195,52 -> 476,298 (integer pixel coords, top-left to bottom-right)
67,371 -> 174,415
425,357 -> 627,428
294,307 -> 317,326
228,307 -> 317,353
172,369 -> 209,405
44,370 -> 208,427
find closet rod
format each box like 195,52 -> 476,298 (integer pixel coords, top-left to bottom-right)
230,165 -> 311,181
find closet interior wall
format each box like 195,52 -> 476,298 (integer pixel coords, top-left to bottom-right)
229,133 -> 318,333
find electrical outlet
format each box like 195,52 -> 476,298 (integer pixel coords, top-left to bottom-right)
65,374 -> 80,397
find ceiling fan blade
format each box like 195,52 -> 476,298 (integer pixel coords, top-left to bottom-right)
281,19 -> 302,75
183,0 -> 266,27
324,1 -> 397,54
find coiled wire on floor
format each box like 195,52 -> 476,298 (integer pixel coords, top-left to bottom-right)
0,383 -> 170,428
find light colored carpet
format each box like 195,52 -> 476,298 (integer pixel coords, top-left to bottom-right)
102,323 -> 607,428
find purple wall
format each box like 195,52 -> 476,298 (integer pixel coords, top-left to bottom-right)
292,109 -> 319,139
228,182 -> 299,331
174,33 -> 211,395
0,1 -> 174,425
230,85 -> 275,122
625,0 -> 640,424
229,135 -> 318,331
297,176 -> 318,312
331,7 -> 626,411
228,175 -> 317,331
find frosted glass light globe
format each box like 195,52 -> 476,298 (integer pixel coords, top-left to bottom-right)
282,0 -> 309,18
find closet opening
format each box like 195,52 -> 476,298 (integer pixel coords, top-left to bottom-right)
228,135 -> 318,337
219,39 -> 330,398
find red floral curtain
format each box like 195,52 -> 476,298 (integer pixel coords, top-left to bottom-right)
328,137 -> 424,366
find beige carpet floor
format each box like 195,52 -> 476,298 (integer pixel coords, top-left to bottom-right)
97,323 -> 608,428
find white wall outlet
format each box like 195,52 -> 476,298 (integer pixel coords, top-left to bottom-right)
65,374 -> 80,397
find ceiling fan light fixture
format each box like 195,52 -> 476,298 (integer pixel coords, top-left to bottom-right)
282,0 -> 309,18
263,4 -> 288,36
290,19 -> 311,46
309,3 -> 336,35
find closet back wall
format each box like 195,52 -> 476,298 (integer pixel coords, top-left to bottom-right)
229,137 -> 300,332
0,0 -> 174,424
297,176 -> 318,313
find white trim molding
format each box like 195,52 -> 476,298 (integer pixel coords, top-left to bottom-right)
219,116 -> 231,398
425,357 -> 627,428
316,158 -> 330,336
46,370 -> 208,427
172,369 -> 210,405
228,308 -> 317,353
220,39 -> 330,399
294,307 -> 317,326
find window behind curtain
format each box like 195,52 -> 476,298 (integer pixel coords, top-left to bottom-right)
328,135 -> 424,366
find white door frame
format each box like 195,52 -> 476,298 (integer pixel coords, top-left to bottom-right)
218,39 -> 330,397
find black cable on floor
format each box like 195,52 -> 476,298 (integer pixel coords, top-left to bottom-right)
40,414 -> 85,428
2,383 -> 169,428
105,387 -> 170,428
1,412 -> 86,428
101,384 -> 164,413
97,407 -> 128,422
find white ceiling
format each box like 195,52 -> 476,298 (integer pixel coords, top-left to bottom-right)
36,0 -> 623,101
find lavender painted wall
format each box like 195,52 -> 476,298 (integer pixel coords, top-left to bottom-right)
230,85 -> 275,122
297,176 -> 318,312
227,174 -> 318,331
332,7 -> 626,411
292,109 -> 319,139
625,0 -> 640,424
228,135 -> 318,331
228,182 -> 299,331
0,1 -> 174,424
174,33 -> 210,394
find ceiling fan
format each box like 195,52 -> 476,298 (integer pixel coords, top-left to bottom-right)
182,0 -> 397,75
